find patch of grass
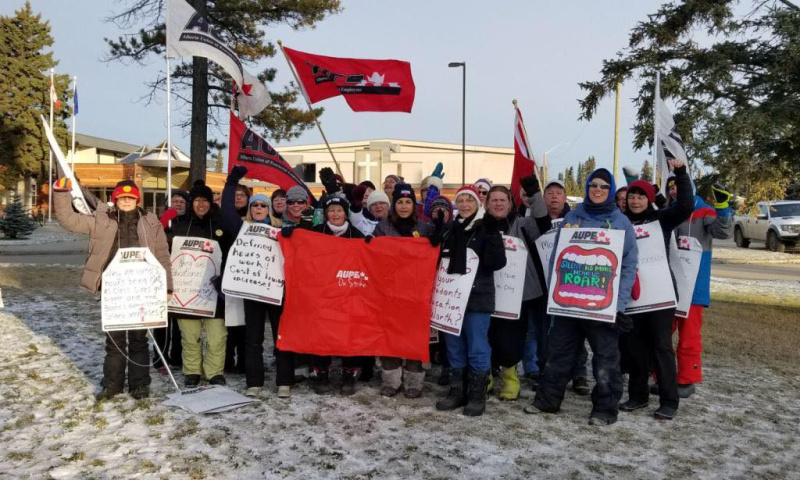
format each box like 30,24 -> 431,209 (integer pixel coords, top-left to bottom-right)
63,451 -> 86,463
712,290 -> 800,307
140,460 -> 158,473
19,344 -> 40,358
89,459 -> 106,467
14,413 -> 35,429
169,418 -> 198,440
93,417 -> 108,429
25,371 -> 54,385
145,414 -> 164,426
52,400 -> 66,410
7,451 -> 35,461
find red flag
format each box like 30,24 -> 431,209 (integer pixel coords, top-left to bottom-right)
511,105 -> 537,207
283,46 -> 415,113
228,111 -> 314,199
277,230 -> 438,361
49,75 -> 61,110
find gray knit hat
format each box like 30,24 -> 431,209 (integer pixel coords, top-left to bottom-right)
286,185 -> 308,203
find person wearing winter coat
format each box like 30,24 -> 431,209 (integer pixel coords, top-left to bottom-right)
53,179 -> 173,401
269,189 -> 286,227
525,168 -> 638,426
483,183 -> 546,401
435,186 -> 507,417
349,190 -> 390,236
620,159 -> 693,420
373,183 -> 438,398
167,180 -> 234,388
669,179 -> 734,398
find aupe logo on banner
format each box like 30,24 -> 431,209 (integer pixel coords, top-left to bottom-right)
181,239 -> 215,253
336,270 -> 369,288
569,230 -> 611,245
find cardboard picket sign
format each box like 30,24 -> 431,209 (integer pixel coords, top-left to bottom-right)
669,234 -> 702,318
101,248 -> 168,332
430,248 -> 479,335
222,222 -> 284,305
625,222 -> 677,314
168,236 -> 222,317
492,235 -> 528,320
225,296 -> 245,327
546,228 -> 625,323
534,219 -> 563,287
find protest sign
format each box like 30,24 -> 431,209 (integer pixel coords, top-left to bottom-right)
534,218 -> 563,287
547,228 -> 624,323
163,385 -> 257,414
168,237 -> 222,317
430,248 -> 479,335
492,235 -> 528,320
101,248 -> 167,332
222,222 -> 284,304
669,234 -> 702,318
625,222 -> 677,314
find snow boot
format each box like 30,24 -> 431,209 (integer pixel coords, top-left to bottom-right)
380,367 -> 403,397
654,404 -> 677,420
499,366 -> 520,401
588,415 -> 617,426
619,399 -> 649,412
463,369 -> 489,417
437,367 -> 452,386
572,376 -> 590,396
245,387 -> 262,398
436,368 -> 467,411
95,387 -> 123,402
208,375 -> 226,386
341,368 -> 358,396
277,386 -> 291,398
184,374 -> 201,389
130,386 -> 150,400
677,383 -> 696,398
313,369 -> 332,395
403,370 -> 425,399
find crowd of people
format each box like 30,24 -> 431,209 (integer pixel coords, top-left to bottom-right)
52,158 -> 734,425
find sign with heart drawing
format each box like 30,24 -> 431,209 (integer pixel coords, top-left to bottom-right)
168,236 -> 223,317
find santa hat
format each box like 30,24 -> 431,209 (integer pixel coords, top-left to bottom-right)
455,185 -> 481,205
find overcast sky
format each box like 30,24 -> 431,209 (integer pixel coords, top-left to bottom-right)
7,0 -> 673,178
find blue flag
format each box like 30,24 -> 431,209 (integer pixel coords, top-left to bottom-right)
73,87 -> 78,115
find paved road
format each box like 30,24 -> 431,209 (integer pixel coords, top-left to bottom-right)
711,262 -> 800,281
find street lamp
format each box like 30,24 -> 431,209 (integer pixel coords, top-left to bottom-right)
449,62 -> 466,186
542,142 -> 570,181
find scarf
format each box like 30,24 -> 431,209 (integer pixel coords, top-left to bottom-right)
327,221 -> 349,237
447,210 -> 479,274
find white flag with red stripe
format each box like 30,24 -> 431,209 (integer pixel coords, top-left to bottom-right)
49,73 -> 61,110
511,105 -> 537,207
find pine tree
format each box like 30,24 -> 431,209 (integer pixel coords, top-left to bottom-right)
584,156 -> 597,176
641,160 -> 653,182
564,167 -> 580,197
576,161 -> 586,189
0,194 -> 38,239
215,151 -> 224,173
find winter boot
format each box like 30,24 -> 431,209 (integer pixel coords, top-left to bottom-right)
654,404 -> 677,420
208,375 -> 226,386
677,383 -> 696,398
437,367 -> 452,386
381,367 -> 403,397
340,368 -> 358,396
619,399 -> 649,412
95,387 -> 123,402
499,366 -> 520,401
572,376 -> 590,396
403,370 -> 425,399
184,375 -> 201,389
130,385 -> 150,400
463,369 -> 489,417
435,368 -> 467,411
313,369 -> 332,395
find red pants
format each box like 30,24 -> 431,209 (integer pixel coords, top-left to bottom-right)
672,304 -> 703,384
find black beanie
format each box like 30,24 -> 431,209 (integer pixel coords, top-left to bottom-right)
590,169 -> 612,185
359,180 -> 377,191
392,182 -> 417,207
190,180 -> 214,204
171,189 -> 190,204
322,195 -> 349,215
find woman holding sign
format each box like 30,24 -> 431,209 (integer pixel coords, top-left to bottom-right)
435,186 -> 506,417
620,160 -> 693,420
52,180 -> 173,401
526,168 -> 638,426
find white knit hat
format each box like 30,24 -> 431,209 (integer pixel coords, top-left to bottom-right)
366,191 -> 390,208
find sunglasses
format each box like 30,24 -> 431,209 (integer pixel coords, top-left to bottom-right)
286,199 -> 307,205
588,183 -> 611,190
250,203 -> 268,208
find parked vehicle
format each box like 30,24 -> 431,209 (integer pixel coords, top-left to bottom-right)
734,201 -> 800,252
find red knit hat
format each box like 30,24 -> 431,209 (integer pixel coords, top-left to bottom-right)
111,181 -> 141,203
455,185 -> 481,205
627,180 -> 655,204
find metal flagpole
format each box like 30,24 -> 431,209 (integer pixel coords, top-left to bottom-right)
653,71 -> 661,187
71,76 -> 77,170
277,40 -> 344,178
48,68 -> 54,224
166,57 -> 173,207
613,81 -> 621,180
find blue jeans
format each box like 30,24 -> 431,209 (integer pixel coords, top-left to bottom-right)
444,311 -> 491,371
523,297 -> 550,374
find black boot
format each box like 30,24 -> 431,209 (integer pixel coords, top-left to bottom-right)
435,368 -> 466,411
341,368 -> 357,396
463,369 -> 489,417
313,369 -> 332,395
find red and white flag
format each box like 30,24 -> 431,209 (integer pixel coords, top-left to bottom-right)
282,46 -> 415,113
234,69 -> 272,118
511,105 -> 537,207
49,73 -> 61,110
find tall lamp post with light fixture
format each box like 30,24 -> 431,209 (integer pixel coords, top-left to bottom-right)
449,62 -> 466,186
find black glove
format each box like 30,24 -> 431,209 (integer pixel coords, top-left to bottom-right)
365,235 -> 374,244
712,183 -> 732,209
210,275 -> 223,295
428,234 -> 441,247
301,207 -> 315,224
672,164 -> 687,176
319,167 -> 340,194
482,213 -> 499,232
281,226 -> 296,238
655,191 -> 668,209
520,175 -> 540,196
228,165 -> 247,183
615,311 -> 633,334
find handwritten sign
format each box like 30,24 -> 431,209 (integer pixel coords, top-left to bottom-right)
430,248 -> 479,336
547,228 -> 624,323
222,222 -> 284,305
101,248 -> 167,331
534,219 -> 563,287
168,236 -> 222,317
669,234 -> 702,318
492,235 -> 528,320
625,222 -> 677,314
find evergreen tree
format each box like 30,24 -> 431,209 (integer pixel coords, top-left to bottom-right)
564,166 -> 580,197
576,161 -> 586,189
0,194 -> 38,239
584,156 -> 597,176
0,2 -> 71,190
557,172 -> 564,182
641,160 -> 653,182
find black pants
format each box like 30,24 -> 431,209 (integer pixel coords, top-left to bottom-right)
489,314 -> 528,368
243,300 -> 295,387
625,308 -> 679,409
313,355 -> 361,371
103,329 -> 150,391
534,317 -> 623,421
152,316 -> 182,368
225,325 -> 247,373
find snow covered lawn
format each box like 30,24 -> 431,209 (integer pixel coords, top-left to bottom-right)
1,266 -> 799,478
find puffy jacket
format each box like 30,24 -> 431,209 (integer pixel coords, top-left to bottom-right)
312,221 -> 365,239
373,218 -> 432,238
54,191 -> 173,294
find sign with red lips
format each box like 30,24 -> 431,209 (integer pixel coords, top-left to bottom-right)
547,228 -> 625,323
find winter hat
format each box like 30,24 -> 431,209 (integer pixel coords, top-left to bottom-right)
627,180 -> 655,204
430,195 -> 453,214
421,175 -> 444,192
171,189 -> 190,204
666,173 -> 677,191
392,183 -> 417,207
286,185 -> 308,203
366,191 -> 390,209
189,180 -> 214,204
455,185 -> 481,205
544,179 -> 566,191
622,165 -> 641,186
358,180 -> 376,191
583,168 -> 617,213
384,174 -> 402,184
249,193 -> 270,207
473,178 -> 492,192
322,195 -> 349,215
111,180 -> 141,203
271,189 -> 287,201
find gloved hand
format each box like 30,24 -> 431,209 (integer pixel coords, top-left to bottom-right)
631,271 -> 641,301
281,226 -> 296,238
364,235 -> 374,244
319,167 -> 340,194
160,208 -> 179,229
428,234 -> 442,247
712,183 -> 733,209
482,213 -> 499,232
352,184 -> 367,208
520,175 -> 540,196
622,165 -> 640,186
228,165 -> 247,183
53,178 -> 72,192
301,206 -> 315,224
615,311 -> 633,334
431,162 -> 445,180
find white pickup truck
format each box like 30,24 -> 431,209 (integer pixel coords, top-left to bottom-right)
734,201 -> 800,252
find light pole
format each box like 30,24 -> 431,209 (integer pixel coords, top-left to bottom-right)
542,142 -> 570,181
449,62 -> 466,186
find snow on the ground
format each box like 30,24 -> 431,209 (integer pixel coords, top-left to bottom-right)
2,266 -> 800,479
713,245 -> 800,264
710,276 -> 800,305
0,225 -> 87,246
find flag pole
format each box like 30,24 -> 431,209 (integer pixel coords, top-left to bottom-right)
48,68 -> 54,224
71,76 -> 77,170
613,81 -> 621,180
512,99 -> 542,191
277,40 -> 344,179
653,71 -> 661,187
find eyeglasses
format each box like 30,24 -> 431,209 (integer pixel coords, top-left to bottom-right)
588,183 -> 611,190
250,203 -> 268,208
286,200 -> 306,205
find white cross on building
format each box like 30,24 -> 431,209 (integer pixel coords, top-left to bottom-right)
357,152 -> 379,182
